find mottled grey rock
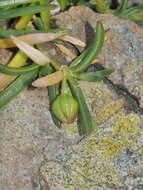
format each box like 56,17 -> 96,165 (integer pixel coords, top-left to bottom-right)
0,6 -> 143,190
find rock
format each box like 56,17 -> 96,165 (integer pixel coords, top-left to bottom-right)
0,6 -> 143,190
0,49 -> 12,65
0,89 -> 52,190
40,81 -> 143,190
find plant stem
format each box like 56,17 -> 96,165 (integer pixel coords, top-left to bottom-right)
61,78 -> 71,95
50,59 -> 61,71
15,15 -> 32,29
57,0 -> 70,11
8,51 -> 27,68
40,0 -> 51,29
9,14 -> 32,68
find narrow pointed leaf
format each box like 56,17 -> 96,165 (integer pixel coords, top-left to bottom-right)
0,70 -> 39,109
0,29 -> 69,39
70,21 -> 104,72
74,69 -> 114,82
0,32 -> 66,48
56,43 -> 77,59
55,42 -> 101,64
32,71 -> 64,87
0,5 -> 55,19
68,77 -> 93,135
11,36 -> 51,65
60,35 -> 86,47
0,0 -> 41,8
0,63 -> 39,75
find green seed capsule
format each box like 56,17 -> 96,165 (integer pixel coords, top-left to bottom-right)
52,94 -> 78,124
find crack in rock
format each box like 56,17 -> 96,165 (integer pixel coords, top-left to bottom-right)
104,78 -> 143,114
92,64 -> 143,115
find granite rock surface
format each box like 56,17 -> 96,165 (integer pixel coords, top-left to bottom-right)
0,6 -> 143,190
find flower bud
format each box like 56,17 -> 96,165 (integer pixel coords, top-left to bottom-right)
52,94 -> 78,123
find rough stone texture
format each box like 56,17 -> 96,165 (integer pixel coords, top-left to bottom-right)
0,49 -> 12,65
0,6 -> 143,190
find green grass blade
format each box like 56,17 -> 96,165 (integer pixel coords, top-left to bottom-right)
57,0 -> 70,11
0,5 -> 55,19
122,5 -> 143,15
115,3 -> 143,16
40,0 -> 51,30
115,0 -> 129,14
0,0 -> 41,8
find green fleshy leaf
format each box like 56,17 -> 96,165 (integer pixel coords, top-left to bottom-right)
74,69 -> 114,82
0,5 -> 55,19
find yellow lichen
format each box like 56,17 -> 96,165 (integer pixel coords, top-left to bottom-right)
70,156 -> 121,189
139,85 -> 143,92
63,100 -> 141,188
126,61 -> 139,72
41,81 -> 143,190
112,113 -> 141,135
99,137 -> 123,158
95,99 -> 124,125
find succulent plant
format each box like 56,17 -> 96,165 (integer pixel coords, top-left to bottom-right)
0,0 -> 114,136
